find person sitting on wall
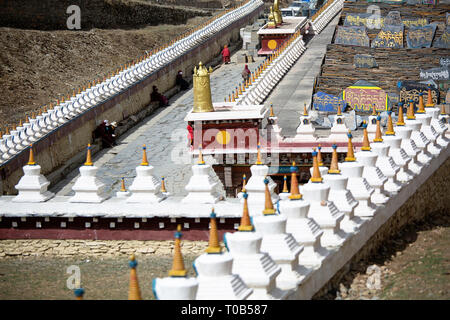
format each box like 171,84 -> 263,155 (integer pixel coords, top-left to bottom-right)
93,120 -> 117,148
176,70 -> 189,90
221,45 -> 231,64
150,85 -> 169,107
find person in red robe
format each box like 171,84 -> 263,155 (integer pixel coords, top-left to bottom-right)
221,45 -> 230,64
187,124 -> 194,147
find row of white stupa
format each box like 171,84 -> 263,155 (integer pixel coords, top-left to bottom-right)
236,0 -> 344,106
9,100 -> 450,300
0,0 -> 264,164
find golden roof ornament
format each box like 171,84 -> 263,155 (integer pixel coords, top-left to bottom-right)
238,192 -> 254,231
168,225 -> 187,277
255,142 -> 263,165
141,144 -> 149,166
27,144 -> 36,166
373,114 -> 383,142
198,145 -> 205,165
407,100 -> 416,120
397,103 -> 405,126
268,6 -> 276,28
289,162 -> 302,200
273,0 -> 283,25
303,103 -> 308,116
120,177 -> 126,192
385,111 -> 395,135
262,177 -> 276,215
317,145 -> 324,166
328,144 -> 341,174
425,85 -> 435,108
205,209 -> 222,254
310,149 -> 323,183
193,62 -> 214,113
85,144 -> 93,166
282,175 -> 288,193
345,130 -> 356,162
361,121 -> 371,151
160,176 -> 167,193
417,93 -> 426,113
269,104 -> 275,117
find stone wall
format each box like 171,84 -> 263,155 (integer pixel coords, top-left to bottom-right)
0,0 -> 209,30
0,239 -> 209,258
313,156 -> 450,299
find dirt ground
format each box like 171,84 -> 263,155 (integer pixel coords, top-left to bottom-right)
0,15 -> 217,132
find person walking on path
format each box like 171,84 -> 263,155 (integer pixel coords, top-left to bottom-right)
221,45 -> 230,64
242,64 -> 251,82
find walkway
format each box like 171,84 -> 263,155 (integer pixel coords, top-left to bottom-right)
264,14 -> 340,136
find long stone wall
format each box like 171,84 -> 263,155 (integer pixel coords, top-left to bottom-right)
0,0 -> 264,195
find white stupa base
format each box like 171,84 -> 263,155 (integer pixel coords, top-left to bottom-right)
293,134 -> 317,141
384,177 -> 403,193
182,163 -> 220,204
13,165 -> 55,203
371,187 -> 389,205
326,133 -> 349,142
298,240 -> 329,268
153,277 -> 198,300
396,167 -> 415,183
279,193 -> 291,201
116,191 -> 130,198
182,192 -> 219,204
126,165 -> 165,203
244,164 -> 279,211
194,252 -> 253,300
309,166 -> 329,179
436,134 -> 450,149
69,166 -> 109,203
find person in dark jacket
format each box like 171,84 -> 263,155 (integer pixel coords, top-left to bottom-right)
150,85 -> 169,107
176,70 -> 189,90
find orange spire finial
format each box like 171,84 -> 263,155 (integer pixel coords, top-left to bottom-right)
282,175 -> 288,193
317,145 -> 324,166
262,177 -> 276,215
425,85 -> 434,108
417,93 -> 426,113
120,177 -> 126,192
269,104 -> 275,117
289,162 -> 302,200
141,144 -> 149,166
337,103 -> 342,116
310,149 -> 323,183
198,144 -> 205,165
441,104 -> 447,115
242,174 -> 247,192
205,209 -> 222,254
303,103 -> 308,116
27,144 -> 36,165
361,121 -> 371,151
328,144 -> 341,174
5,127 -> 10,135
397,103 -> 405,125
407,100 -> 416,120
85,144 -> 93,166
345,131 -> 356,162
168,225 -> 187,277
371,104 -> 377,116
256,142 -> 263,165
373,114 -> 383,142
385,111 -> 395,135
160,176 -> 167,193
238,192 -> 254,231
128,254 -> 142,300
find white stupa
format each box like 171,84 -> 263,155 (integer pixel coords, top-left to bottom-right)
415,93 -> 442,155
300,150 -> 347,248
278,162 -> 329,269
153,225 -> 199,300
339,132 -> 377,218
268,104 -> 284,141
194,211 -> 253,300
13,145 -> 55,202
294,104 -> 317,141
69,144 -> 109,203
423,89 -> 449,148
370,116 -> 403,194
366,104 -> 379,141
322,144 -> 362,234
182,146 -> 220,204
308,145 -> 328,177
327,105 -> 349,142
224,193 -> 291,300
437,106 -> 450,139
127,145 -> 165,203
243,143 -> 279,213
382,110 -> 414,183
251,181 -> 305,291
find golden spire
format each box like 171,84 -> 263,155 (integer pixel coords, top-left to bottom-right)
385,111 -> 395,135
27,144 -> 36,165
417,93 -> 426,113
262,177 -> 276,215
120,177 -> 126,192
160,176 -> 167,193
255,142 -> 263,165
289,162 -> 302,200
310,149 -> 323,183
373,114 -> 383,142
242,174 -> 247,192
317,145 -> 324,166
269,104 -> 275,117
128,254 -> 142,300
337,103 -> 342,116
371,104 -> 377,116
407,100 -> 416,120
425,85 -> 435,108
397,103 -> 405,126
345,130 -> 356,162
328,144 -> 341,174
205,209 -> 222,254
282,175 -> 288,193
361,121 -> 371,151
238,192 -> 254,231
84,144 -> 93,166
141,144 -> 149,166
198,145 -> 205,165
441,104 -> 447,115
193,62 -> 214,113
168,225 -> 187,277
303,103 -> 308,116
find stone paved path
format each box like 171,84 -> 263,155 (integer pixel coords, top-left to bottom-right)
264,14 -> 340,136
51,54 -> 264,197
